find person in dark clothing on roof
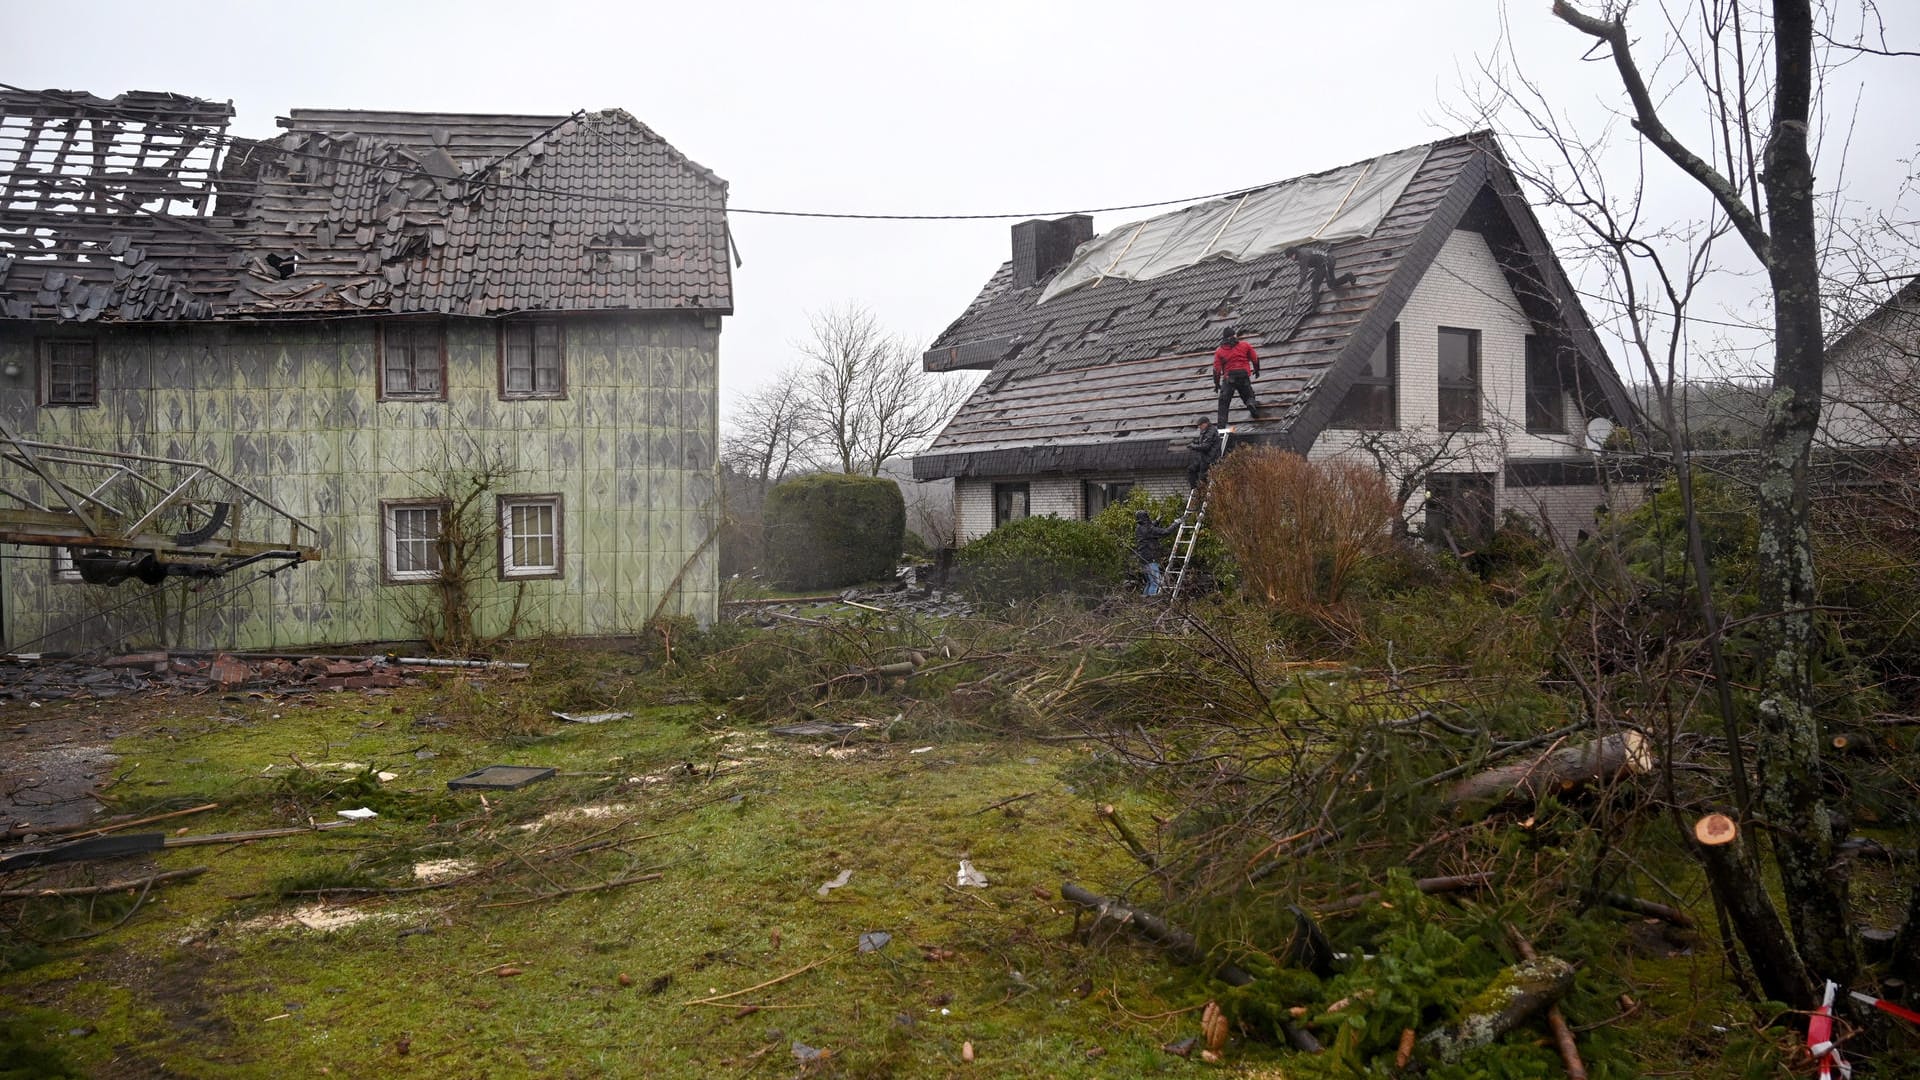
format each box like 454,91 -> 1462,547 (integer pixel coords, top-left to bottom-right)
1213,327 -> 1260,428
1134,509 -> 1183,597
1185,415 -> 1222,490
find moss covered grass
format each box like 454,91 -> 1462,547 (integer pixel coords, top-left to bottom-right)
0,681 -> 1220,1078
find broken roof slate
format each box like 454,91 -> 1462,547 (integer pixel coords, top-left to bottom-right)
1,91 -> 730,323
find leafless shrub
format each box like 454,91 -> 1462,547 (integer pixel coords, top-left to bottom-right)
1207,448 -> 1396,624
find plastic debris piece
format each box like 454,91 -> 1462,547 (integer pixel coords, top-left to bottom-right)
552,710 -> 632,724
792,1041 -> 827,1063
816,869 -> 852,897
956,859 -> 988,888
909,746 -> 934,754
858,931 -> 892,953
337,807 -> 378,820
376,771 -> 398,782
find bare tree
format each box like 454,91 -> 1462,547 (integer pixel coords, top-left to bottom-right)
721,368 -> 810,487
1460,0 -> 1888,1004
796,303 -> 970,476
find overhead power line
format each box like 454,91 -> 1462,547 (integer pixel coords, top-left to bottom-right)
0,81 -> 1265,222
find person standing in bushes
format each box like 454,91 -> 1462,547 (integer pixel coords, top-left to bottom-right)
1213,327 -> 1260,427
1185,415 -> 1222,490
1134,509 -> 1183,597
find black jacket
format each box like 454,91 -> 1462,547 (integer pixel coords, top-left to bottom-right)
1186,422 -> 1221,457
1134,518 -> 1179,562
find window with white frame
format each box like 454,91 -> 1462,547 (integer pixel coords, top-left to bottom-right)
383,500 -> 447,582
499,495 -> 563,578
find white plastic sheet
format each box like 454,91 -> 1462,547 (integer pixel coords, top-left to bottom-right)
1038,146 -> 1431,304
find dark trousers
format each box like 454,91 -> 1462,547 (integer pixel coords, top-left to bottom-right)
1186,452 -> 1212,489
1217,371 -> 1258,427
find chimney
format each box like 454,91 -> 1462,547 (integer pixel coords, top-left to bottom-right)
1010,215 -> 1095,288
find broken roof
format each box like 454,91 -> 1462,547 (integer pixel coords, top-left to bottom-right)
0,89 -> 730,322
914,133 -> 1632,480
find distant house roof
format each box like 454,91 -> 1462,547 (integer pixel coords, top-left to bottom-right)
913,132 -> 1631,480
0,89 -> 730,322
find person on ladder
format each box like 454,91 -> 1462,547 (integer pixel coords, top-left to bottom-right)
1185,415 -> 1223,490
1134,509 -> 1184,597
1213,327 -> 1260,428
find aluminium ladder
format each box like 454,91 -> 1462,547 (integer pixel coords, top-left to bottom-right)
1162,427 -> 1232,600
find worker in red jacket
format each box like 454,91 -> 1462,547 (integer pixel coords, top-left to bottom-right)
1213,327 -> 1260,427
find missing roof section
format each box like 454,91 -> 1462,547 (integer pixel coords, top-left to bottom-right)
1038,145 -> 1430,304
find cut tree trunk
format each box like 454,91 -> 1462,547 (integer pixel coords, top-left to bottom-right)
1693,814 -> 1814,1007
1443,732 -> 1651,807
1419,956 -> 1575,1064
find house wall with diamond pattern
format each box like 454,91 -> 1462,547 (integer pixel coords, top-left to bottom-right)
0,312 -> 719,651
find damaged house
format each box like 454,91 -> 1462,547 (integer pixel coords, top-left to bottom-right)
0,88 -> 729,650
913,132 -> 1636,546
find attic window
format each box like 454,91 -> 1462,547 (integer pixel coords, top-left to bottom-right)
40,339 -> 98,407
590,233 -> 655,272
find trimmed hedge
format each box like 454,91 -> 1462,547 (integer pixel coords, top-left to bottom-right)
955,514 -> 1126,606
764,473 -> 905,589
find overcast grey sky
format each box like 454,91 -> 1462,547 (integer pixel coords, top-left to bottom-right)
6,0 -> 1916,416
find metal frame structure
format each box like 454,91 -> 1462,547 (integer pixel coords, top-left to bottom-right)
0,418 -> 319,583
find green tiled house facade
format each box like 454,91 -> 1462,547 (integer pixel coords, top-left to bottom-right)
0,94 -> 733,651
0,314 -> 719,650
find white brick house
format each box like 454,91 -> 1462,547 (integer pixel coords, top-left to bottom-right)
915,133 -> 1636,547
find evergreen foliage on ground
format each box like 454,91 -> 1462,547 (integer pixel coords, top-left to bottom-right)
955,513 -> 1126,605
763,472 -> 905,589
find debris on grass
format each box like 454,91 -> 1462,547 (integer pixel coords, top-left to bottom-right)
857,931 -> 892,953
446,764 -> 557,791
552,710 -> 632,724
410,859 -> 475,883
816,869 -> 852,897
956,859 -> 988,888
336,807 -> 378,820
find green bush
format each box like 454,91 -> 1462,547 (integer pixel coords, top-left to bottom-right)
764,473 -> 905,589
1091,487 -> 1237,594
955,514 -> 1125,605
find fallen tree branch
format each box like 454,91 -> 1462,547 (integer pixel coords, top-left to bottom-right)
477,871 -> 661,910
1317,872 -> 1493,915
2,802 -> 218,842
1442,732 -> 1651,807
1592,890 -> 1696,929
1507,924 -> 1588,1080
1096,805 -> 1158,871
681,953 -> 838,1005
1061,882 -> 1322,1052
1420,955 -> 1577,1065
0,866 -> 209,899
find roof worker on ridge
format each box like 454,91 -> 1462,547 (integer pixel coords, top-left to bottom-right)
1213,327 -> 1261,428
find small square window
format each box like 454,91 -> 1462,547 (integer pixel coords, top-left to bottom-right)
379,322 -> 446,401
501,321 -> 566,399
993,483 -> 1030,529
499,494 -> 563,579
383,500 -> 448,582
50,546 -> 82,584
41,340 -> 98,406
1437,327 -> 1481,431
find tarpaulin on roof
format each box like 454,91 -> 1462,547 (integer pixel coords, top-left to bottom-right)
1037,145 -> 1431,304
